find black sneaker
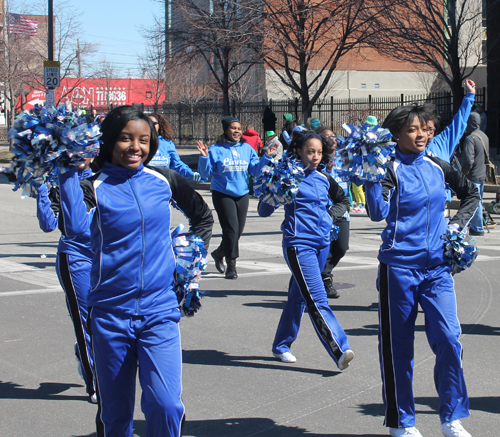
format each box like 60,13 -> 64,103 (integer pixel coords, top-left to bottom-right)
323,277 -> 339,298
211,250 -> 225,273
469,230 -> 485,236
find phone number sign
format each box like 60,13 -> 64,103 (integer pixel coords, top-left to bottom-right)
44,61 -> 61,88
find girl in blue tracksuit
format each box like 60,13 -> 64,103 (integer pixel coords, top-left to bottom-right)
258,131 -> 354,370
36,159 -> 96,403
365,104 -> 479,437
197,116 -> 276,279
58,105 -> 213,437
316,126 -> 351,299
148,112 -> 201,181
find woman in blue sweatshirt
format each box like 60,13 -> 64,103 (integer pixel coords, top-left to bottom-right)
258,131 -> 354,370
365,104 -> 479,437
58,105 -> 213,437
36,159 -> 96,404
197,116 -> 276,279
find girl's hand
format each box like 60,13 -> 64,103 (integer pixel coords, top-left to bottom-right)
197,140 -> 209,157
266,144 -> 278,156
465,79 -> 476,94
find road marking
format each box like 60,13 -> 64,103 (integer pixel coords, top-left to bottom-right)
0,287 -> 61,297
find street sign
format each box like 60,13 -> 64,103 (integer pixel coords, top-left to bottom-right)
45,89 -> 55,110
43,61 -> 60,88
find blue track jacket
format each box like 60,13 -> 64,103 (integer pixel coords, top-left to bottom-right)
198,140 -> 271,197
149,136 -> 195,179
259,168 -> 350,249
36,168 -> 93,259
365,149 -> 479,269
58,163 -> 213,316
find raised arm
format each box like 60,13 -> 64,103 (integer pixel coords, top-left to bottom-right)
36,184 -> 59,233
248,147 -> 273,177
197,141 -> 213,179
58,168 -> 96,237
364,167 -> 398,222
426,80 -> 476,161
165,140 -> 196,180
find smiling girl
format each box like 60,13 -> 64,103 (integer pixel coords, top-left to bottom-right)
365,104 -> 480,437
197,116 -> 276,279
58,105 -> 213,437
258,131 -> 353,370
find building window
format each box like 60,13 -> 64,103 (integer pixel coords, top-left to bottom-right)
361,83 -> 367,89
146,91 -> 152,99
374,83 -> 380,89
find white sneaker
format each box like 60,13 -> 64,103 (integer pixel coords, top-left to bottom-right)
273,351 -> 296,363
90,393 -> 98,404
441,420 -> 471,437
337,349 -> 354,370
390,427 -> 423,437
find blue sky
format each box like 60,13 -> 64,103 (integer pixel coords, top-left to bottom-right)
77,0 -> 163,77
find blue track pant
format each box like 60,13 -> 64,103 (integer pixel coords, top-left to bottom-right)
56,252 -> 95,398
377,263 -> 469,428
90,307 -> 185,437
272,245 -> 351,364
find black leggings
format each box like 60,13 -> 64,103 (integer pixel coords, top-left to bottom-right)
212,190 -> 249,260
321,219 -> 350,279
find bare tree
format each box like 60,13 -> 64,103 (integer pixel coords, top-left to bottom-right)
261,0 -> 390,122
374,0 -> 497,112
0,0 -> 98,120
138,34 -> 167,111
169,0 -> 264,115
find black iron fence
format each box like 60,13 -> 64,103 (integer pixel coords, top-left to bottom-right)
144,88 -> 485,145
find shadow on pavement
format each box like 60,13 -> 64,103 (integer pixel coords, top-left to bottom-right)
182,417 -> 386,437
0,380 -> 86,401
206,289 -> 288,299
461,323 -> 500,336
182,349 -> 338,377
74,420 -> 146,437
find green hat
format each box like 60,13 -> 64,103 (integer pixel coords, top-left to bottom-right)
283,113 -> 293,122
310,118 -> 320,129
365,115 -> 378,126
265,130 -> 276,137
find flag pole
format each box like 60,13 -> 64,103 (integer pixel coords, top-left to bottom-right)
48,0 -> 53,61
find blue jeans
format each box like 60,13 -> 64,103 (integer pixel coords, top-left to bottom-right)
470,181 -> 484,232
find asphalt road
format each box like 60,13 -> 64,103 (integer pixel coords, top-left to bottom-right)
0,173 -> 499,437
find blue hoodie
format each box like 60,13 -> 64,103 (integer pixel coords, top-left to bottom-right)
198,140 -> 271,197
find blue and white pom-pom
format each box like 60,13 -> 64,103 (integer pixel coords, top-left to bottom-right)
253,155 -> 305,207
1,105 -> 101,197
171,224 -> 208,317
331,223 -> 340,241
335,123 -> 395,182
442,223 -> 479,273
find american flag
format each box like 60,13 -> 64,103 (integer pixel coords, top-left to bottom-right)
8,13 -> 39,36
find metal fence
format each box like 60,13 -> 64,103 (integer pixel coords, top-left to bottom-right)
144,88 -> 485,145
